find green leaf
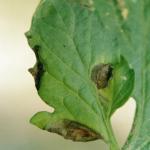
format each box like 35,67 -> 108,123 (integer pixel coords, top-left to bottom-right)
26,0 -> 112,143
98,56 -> 134,117
26,0 -> 150,149
88,0 -> 150,149
114,1 -> 150,149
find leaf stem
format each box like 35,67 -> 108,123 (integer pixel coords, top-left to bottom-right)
105,119 -> 120,150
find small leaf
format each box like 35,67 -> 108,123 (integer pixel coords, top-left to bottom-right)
97,56 -> 134,116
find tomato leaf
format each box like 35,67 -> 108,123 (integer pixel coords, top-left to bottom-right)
26,0 -> 150,149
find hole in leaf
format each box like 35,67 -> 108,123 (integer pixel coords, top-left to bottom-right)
111,97 -> 136,147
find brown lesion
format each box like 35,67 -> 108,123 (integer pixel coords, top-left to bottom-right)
91,64 -> 113,89
113,0 -> 129,20
47,120 -> 101,142
28,45 -> 45,90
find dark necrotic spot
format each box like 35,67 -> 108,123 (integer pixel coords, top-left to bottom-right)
47,120 -> 101,142
64,120 -> 101,142
34,62 -> 44,90
29,45 -> 45,90
33,45 -> 40,59
91,64 -> 113,89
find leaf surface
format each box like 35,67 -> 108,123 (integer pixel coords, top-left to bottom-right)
26,0 -> 150,149
91,0 -> 150,149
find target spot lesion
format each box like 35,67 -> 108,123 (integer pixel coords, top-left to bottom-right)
91,64 -> 113,89
47,120 -> 101,142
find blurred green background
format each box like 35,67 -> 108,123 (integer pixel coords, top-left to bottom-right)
0,0 -> 136,150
